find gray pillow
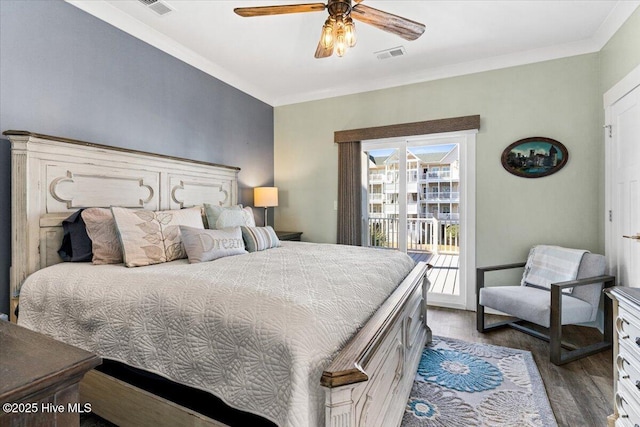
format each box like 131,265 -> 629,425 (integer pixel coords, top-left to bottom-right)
203,204 -> 256,229
180,226 -> 247,263
241,226 -> 280,253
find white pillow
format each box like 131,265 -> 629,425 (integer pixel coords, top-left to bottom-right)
180,226 -> 247,263
111,207 -> 203,267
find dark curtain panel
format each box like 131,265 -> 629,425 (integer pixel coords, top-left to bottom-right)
337,141 -> 362,245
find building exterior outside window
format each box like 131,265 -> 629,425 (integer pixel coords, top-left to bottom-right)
367,146 -> 460,221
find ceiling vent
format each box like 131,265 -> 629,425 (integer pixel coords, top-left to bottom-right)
375,46 -> 407,60
137,0 -> 173,16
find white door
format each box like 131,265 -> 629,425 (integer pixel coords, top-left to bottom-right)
609,83 -> 640,286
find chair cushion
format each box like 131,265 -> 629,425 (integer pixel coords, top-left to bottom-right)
479,286 -> 593,328
570,253 -> 606,321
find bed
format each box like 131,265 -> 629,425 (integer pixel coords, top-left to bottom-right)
4,130 -> 432,427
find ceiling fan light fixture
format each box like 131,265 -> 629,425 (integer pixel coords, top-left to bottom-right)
321,18 -> 335,49
335,21 -> 347,57
345,16 -> 356,47
234,0 -> 426,60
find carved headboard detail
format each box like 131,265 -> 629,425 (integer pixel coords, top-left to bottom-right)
4,130 -> 240,320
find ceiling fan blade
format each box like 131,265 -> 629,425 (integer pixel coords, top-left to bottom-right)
314,40 -> 334,59
234,3 -> 325,17
351,4 -> 425,41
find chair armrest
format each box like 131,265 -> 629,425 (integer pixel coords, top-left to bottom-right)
550,275 -> 616,290
476,262 -> 526,292
477,262 -> 527,273
549,275 -> 616,339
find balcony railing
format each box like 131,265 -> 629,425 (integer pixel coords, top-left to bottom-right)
421,192 -> 460,202
369,193 -> 384,202
422,213 -> 460,220
369,174 -> 387,183
368,216 -> 459,254
420,171 -> 459,181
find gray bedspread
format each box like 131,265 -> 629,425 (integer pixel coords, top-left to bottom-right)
18,242 -> 415,427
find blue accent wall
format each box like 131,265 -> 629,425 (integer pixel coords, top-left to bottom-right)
0,0 -> 274,315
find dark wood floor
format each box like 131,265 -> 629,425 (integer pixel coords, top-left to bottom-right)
428,306 -> 613,427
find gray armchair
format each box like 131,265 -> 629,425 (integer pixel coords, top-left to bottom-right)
477,250 -> 615,365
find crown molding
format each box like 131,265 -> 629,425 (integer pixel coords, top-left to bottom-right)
591,1 -> 640,50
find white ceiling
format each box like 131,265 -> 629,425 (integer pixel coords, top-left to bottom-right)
67,0 -> 639,106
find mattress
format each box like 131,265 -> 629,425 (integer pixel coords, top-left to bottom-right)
18,241 -> 415,427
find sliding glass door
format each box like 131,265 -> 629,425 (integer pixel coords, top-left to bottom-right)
362,132 -> 475,309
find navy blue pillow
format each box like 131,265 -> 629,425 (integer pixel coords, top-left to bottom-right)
58,209 -> 93,262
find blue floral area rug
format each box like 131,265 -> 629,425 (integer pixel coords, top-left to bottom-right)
402,336 -> 557,427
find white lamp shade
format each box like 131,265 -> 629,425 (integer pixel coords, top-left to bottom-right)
254,187 -> 278,207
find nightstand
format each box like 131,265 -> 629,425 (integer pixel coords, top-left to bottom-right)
0,321 -> 101,427
276,231 -> 303,241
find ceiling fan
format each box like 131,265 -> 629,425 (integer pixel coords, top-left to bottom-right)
234,0 -> 426,58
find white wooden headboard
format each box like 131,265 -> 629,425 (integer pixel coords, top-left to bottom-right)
4,130 -> 240,320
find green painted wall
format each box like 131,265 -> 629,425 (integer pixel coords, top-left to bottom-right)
274,6 -> 640,274
600,7 -> 640,94
275,53 -> 601,269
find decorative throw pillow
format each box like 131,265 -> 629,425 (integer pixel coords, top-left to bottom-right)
241,226 -> 280,252
58,209 -> 93,262
204,204 -> 256,229
180,226 -> 247,263
81,208 -> 123,264
111,207 -> 204,267
204,203 -> 241,227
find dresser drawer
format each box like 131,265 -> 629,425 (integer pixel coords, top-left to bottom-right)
616,302 -> 640,427
617,305 -> 640,357
618,342 -> 640,403
616,380 -> 640,427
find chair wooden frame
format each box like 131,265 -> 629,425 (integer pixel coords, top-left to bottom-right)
476,262 -> 615,365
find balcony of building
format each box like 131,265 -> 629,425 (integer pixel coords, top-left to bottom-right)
380,203 -> 420,216
384,186 -> 399,194
369,193 -> 384,204
421,212 -> 460,221
407,203 -> 418,215
369,173 -> 387,184
420,191 -> 460,203
419,170 -> 460,181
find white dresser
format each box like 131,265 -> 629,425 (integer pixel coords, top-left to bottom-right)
609,287 -> 640,427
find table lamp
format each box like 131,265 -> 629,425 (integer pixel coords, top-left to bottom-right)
254,187 -> 278,226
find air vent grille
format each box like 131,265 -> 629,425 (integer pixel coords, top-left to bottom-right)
137,0 -> 173,16
375,46 -> 407,60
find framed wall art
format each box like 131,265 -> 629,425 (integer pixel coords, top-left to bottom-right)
501,137 -> 568,178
